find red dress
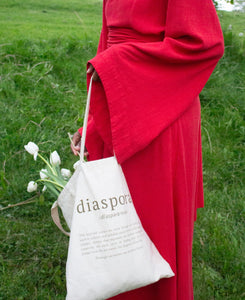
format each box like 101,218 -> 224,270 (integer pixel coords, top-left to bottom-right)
79,0 -> 224,299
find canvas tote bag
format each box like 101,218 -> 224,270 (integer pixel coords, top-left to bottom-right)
52,78 -> 174,300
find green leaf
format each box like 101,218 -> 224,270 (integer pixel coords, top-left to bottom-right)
39,194 -> 45,205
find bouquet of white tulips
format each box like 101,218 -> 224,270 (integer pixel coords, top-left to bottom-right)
24,141 -> 72,198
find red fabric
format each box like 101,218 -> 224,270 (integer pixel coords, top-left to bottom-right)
88,0 -> 224,163
78,117 -> 112,160
78,0 -> 224,299
112,97 -> 203,300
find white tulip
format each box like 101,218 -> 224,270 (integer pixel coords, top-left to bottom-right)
40,168 -> 48,179
27,181 -> 38,193
24,142 -> 39,161
50,151 -> 61,165
61,168 -> 71,179
238,32 -> 244,37
42,185 -> 47,192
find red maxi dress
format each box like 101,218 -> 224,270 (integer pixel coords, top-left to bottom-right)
78,0 -> 224,299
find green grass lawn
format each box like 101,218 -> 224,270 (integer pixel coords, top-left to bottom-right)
0,1 -> 244,299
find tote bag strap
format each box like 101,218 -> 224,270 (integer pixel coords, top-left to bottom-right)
80,77 -> 93,163
51,200 -> 70,236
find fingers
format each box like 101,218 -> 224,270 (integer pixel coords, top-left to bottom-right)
70,131 -> 90,158
70,131 -> 81,156
87,64 -> 100,81
92,70 -> 100,81
84,149 -> 89,159
87,64 -> 94,74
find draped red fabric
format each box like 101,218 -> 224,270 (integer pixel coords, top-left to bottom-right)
84,0 -> 224,164
78,0 -> 224,298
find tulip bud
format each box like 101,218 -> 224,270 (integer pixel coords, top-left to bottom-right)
40,169 -> 48,179
61,168 -> 71,179
27,181 -> 38,193
24,142 -> 39,161
50,151 -> 61,166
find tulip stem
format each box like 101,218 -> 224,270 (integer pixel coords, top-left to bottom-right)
43,171 -> 67,186
37,179 -> 64,190
38,153 -> 57,176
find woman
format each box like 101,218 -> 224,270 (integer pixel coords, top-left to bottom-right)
71,0 -> 224,299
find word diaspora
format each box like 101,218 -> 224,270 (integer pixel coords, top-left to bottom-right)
77,194 -> 132,213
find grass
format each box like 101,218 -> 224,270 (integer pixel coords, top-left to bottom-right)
0,0 -> 102,40
192,10 -> 245,300
0,1 -> 244,299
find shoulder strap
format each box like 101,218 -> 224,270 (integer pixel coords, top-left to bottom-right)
51,200 -> 70,236
80,78 -> 93,162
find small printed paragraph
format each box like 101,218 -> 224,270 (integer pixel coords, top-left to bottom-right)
79,222 -> 144,259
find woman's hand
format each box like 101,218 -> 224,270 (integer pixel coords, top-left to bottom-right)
87,64 -> 100,81
70,131 -> 89,158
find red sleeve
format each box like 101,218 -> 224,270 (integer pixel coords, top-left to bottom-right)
89,0 -> 224,163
